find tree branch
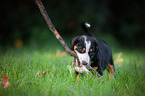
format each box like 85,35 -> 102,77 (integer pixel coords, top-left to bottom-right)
35,0 -> 77,58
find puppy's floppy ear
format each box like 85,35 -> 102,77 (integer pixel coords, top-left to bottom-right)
70,36 -> 79,50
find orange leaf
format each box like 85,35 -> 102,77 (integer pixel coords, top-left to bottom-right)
14,39 -> 23,49
37,70 -> 50,77
4,81 -> 10,88
43,71 -> 48,75
37,71 -> 41,77
56,50 -> 67,57
48,71 -> 50,74
43,71 -> 50,75
114,52 -> 123,65
0,76 -> 10,88
60,51 -> 67,57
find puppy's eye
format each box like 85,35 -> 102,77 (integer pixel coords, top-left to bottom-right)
79,48 -> 85,53
83,48 -> 86,51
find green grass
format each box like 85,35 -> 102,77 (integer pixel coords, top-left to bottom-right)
0,42 -> 145,96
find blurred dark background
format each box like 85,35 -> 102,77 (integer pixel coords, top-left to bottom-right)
0,0 -> 145,49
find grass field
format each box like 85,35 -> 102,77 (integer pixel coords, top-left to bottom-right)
0,36 -> 145,96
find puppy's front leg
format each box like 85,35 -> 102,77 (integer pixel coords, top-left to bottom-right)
108,64 -> 114,79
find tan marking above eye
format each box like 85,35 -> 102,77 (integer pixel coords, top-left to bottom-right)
83,48 -> 86,51
74,45 -> 77,50
90,49 -> 93,52
96,46 -> 98,50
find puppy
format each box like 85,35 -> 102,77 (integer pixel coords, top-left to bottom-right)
71,22 -> 115,77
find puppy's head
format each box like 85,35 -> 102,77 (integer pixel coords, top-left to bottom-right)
71,35 -> 98,67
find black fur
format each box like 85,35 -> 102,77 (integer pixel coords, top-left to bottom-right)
71,22 -> 115,76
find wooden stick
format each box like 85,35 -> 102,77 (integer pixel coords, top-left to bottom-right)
35,0 -> 101,77
35,0 -> 77,58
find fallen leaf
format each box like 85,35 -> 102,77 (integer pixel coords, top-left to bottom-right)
43,71 -> 47,75
4,81 -> 10,88
48,71 -> 50,74
114,52 -> 123,65
60,51 -> 67,57
14,39 -> 22,49
0,76 -> 10,88
43,71 -> 50,75
37,70 -> 50,77
56,50 -> 67,57
37,70 -> 41,77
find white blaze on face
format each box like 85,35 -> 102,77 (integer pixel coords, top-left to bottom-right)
74,36 -> 92,73
76,36 -> 91,65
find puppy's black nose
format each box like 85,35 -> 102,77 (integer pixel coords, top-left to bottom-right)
82,61 -> 88,65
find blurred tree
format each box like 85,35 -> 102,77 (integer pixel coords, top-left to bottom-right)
0,0 -> 144,47
108,0 -> 145,46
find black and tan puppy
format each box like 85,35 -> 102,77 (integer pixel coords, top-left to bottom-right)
71,22 -> 115,77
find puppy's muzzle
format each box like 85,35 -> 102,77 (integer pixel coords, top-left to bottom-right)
82,61 -> 88,65
75,59 -> 88,67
